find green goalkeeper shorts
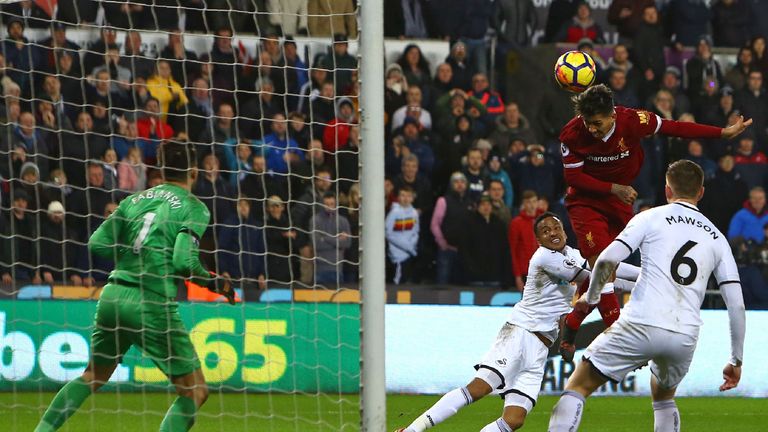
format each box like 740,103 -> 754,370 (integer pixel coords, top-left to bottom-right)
91,283 -> 201,377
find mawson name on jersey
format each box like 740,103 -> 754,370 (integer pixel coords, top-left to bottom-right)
665,214 -> 719,240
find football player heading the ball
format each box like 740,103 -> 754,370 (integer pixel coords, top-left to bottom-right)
557,84 -> 751,361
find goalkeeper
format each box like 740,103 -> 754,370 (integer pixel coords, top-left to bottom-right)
35,142 -> 235,432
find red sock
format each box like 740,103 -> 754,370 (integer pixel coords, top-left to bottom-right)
597,292 -> 621,327
564,278 -> 593,331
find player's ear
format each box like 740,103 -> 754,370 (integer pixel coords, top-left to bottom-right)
698,186 -> 705,202
664,184 -> 673,202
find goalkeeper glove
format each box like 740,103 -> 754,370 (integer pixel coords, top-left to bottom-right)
207,271 -> 236,305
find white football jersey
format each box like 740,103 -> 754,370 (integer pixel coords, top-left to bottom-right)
507,245 -> 585,342
616,202 -> 740,335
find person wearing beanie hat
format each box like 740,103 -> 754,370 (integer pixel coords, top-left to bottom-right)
685,34 -> 724,103
322,97 -> 358,152
431,170 -> 473,284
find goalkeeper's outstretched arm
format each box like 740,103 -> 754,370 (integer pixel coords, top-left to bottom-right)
172,228 -> 212,285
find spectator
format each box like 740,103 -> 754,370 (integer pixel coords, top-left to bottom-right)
751,36 -> 768,79
36,96 -> 72,132
391,86 -> 432,132
460,194 -> 509,287
734,134 -> 768,164
577,38 -> 608,83
268,0 -> 309,36
512,144 -> 559,203
100,148 -> 119,191
386,186 -> 420,284
726,46 -> 755,92
387,118 -> 435,177
262,112 -> 304,175
487,154 -> 513,208
145,60 -> 188,123
307,0 -> 357,38
397,46 -> 431,94
320,34 -> 358,94
507,190 -> 540,291
488,178 -> 512,225
239,77 -> 283,141
0,189 -> 40,284
491,0 -> 537,48
342,184 -> 361,282
193,154 -> 236,229
649,66 -> 691,117
209,27 -> 244,107
159,30 -> 200,88
277,39 -> 309,112
488,102 -> 537,156
102,0 -> 147,29
445,41 -> 473,91
700,154 -> 749,235
455,0 -> 493,75
117,146 -> 147,193
38,200 -> 84,285
650,89 -> 679,121
468,73 -> 504,117
429,63 -> 454,110
632,5 -> 666,99
172,78 -> 213,144
384,63 -> 408,119
263,195 -> 295,287
323,97 -> 357,152
607,0 -> 655,44
2,18 -> 40,96
683,139 -> 718,180
199,103 -> 238,177
208,0 -> 262,33
711,0 -> 752,48
13,161 -> 51,212
67,162 -> 120,241
685,36 -> 725,104
90,45 -> 132,100
701,86 -> 735,133
12,112 -> 51,182
728,186 -> 768,242
218,198 -> 266,289
120,31 -> 155,81
607,68 -> 640,108
434,89 -> 487,140
558,1 -> 605,44
291,167 -> 334,284
60,113 -> 108,188
543,0 -> 577,43
83,27 -> 118,76
430,172 -> 473,284
38,22 -> 81,75
734,70 -> 768,144
335,125 -> 360,195
393,154 -> 433,216
665,0 -> 711,48
299,64 -> 330,115
136,98 -> 174,163
606,43 -> 638,88
287,112 -> 312,150
462,147 -> 488,202
385,0 -> 429,38
311,192 -> 352,286
240,153 -> 288,202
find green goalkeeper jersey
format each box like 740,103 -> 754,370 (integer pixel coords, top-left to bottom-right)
88,183 -> 212,299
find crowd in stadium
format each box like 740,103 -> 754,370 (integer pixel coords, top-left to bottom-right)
0,0 -> 767,306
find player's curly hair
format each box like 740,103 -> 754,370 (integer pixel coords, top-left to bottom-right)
159,141 -> 196,182
533,211 -> 562,235
572,84 -> 615,118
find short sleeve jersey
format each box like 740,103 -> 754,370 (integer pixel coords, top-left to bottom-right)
103,183 -> 210,298
615,202 -> 739,335
560,106 -> 662,193
506,245 -> 586,341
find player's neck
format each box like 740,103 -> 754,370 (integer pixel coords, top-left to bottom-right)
166,180 -> 191,191
669,198 -> 698,207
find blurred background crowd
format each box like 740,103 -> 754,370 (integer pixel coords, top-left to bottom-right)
0,0 -> 767,308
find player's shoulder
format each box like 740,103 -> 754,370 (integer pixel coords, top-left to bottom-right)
559,116 -> 587,145
616,105 -> 655,128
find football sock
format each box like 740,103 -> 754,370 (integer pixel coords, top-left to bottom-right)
405,387 -> 473,432
479,417 -> 514,432
548,390 -> 586,432
653,400 -> 680,432
35,377 -> 93,431
597,289 -> 620,327
563,279 -> 595,338
159,396 -> 197,432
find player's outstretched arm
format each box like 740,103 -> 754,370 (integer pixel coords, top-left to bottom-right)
172,230 -> 235,305
657,115 -> 752,140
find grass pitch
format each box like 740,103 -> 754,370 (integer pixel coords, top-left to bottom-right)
1,392 -> 765,431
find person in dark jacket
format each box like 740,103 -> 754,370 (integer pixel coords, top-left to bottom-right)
543,0 -> 577,43
460,194 -> 509,287
685,36 -> 725,104
0,189 -> 40,284
192,153 -> 236,231
430,171 -> 474,284
217,198 -> 266,292
664,0 -> 712,48
240,154 -> 288,204
385,0 -> 430,38
632,6 -> 667,101
734,70 -> 768,144
712,0 -> 752,48
38,200 -> 85,286
425,0 -> 464,40
607,0 -> 655,44
491,0 -> 537,47
701,154 -> 750,232
263,195 -> 295,287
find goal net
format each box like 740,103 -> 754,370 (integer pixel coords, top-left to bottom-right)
0,1 -> 369,430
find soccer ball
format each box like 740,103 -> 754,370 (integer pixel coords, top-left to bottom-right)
554,50 -> 597,93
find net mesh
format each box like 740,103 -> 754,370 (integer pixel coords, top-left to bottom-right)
0,1 -> 362,430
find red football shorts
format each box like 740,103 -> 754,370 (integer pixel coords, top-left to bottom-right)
568,203 -> 633,258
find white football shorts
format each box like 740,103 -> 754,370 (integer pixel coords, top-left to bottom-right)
583,318 -> 698,389
474,323 -> 549,413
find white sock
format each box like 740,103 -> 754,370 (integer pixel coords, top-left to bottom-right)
653,400 -> 680,432
405,387 -> 473,432
480,417 -> 514,432
548,390 -> 586,432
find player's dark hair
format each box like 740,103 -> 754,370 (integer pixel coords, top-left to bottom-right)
533,211 -> 562,235
160,142 -> 196,182
573,84 -> 615,118
666,160 -> 704,199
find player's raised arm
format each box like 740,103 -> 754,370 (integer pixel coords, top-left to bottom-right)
713,251 -> 746,391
